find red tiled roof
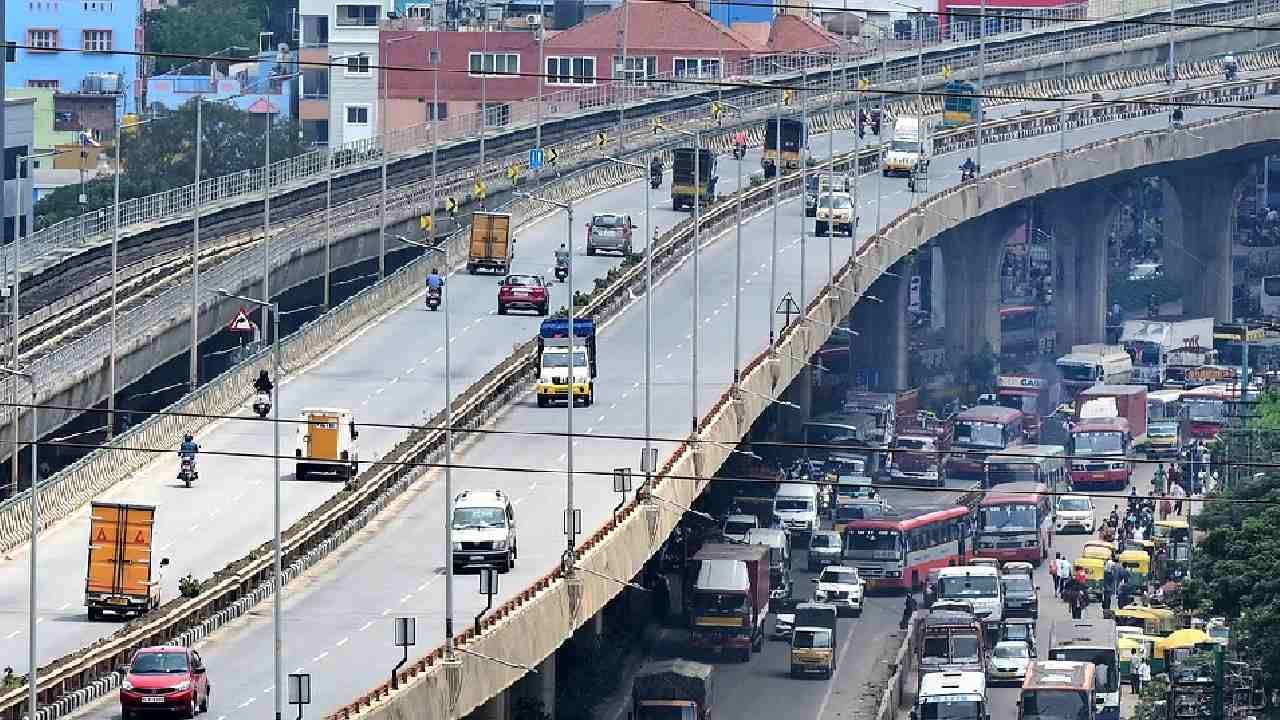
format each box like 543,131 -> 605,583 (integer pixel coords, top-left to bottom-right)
767,14 -> 842,52
547,0 -> 759,52
732,21 -> 772,50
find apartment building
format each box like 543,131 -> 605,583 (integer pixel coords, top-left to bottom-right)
298,0 -> 397,147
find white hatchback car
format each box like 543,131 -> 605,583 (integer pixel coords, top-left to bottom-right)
1055,495 -> 1096,534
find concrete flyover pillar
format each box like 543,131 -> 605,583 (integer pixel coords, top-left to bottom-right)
865,262 -> 910,391
1166,163 -> 1245,322
1044,185 -> 1113,348
470,687 -> 510,720
929,244 -> 946,332
509,653 -> 557,720
940,210 -> 1016,359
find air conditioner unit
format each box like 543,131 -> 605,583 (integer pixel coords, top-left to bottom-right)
527,13 -> 541,25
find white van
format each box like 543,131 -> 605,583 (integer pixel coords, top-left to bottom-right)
936,566 -> 1004,624
451,489 -> 518,573
745,527 -> 793,600
774,482 -> 820,537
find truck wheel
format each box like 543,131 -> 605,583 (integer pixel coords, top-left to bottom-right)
88,607 -> 100,621
498,303 -> 507,315
587,245 -> 596,256
537,396 -> 549,408
791,666 -> 801,678
467,263 -> 476,275
123,708 -> 134,720
585,390 -> 594,407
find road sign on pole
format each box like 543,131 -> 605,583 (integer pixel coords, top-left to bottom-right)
529,147 -> 543,170
776,292 -> 801,328
228,307 -> 255,333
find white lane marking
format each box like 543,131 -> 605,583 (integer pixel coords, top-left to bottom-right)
665,352 -> 673,360
35,617 -> 44,625
231,492 -> 245,502
4,630 -> 19,639
529,481 -> 539,490
58,602 -> 71,611
362,399 -> 370,406
358,621 -> 374,632
513,497 -> 526,506
405,366 -> 415,375
381,608 -> 392,616
215,715 -> 227,720
632,381 -> 640,388
597,415 -> 606,423
388,377 -> 399,385
399,593 -> 413,604
335,637 -> 350,648
312,651 -> 329,662
609,404 -> 617,410
237,699 -> 256,709
558,453 -> 567,462
585,427 -> 594,434
375,387 -> 386,396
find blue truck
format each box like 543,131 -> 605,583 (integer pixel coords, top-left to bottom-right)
536,318 -> 598,407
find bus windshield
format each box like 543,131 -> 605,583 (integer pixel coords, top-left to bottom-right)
1185,399 -> 1226,423
1050,649 -> 1119,693
921,634 -> 982,665
987,462 -> 1040,485
1058,363 -> 1096,382
955,421 -> 1006,449
979,504 -> 1039,533
845,528 -> 899,552
1072,431 -> 1125,454
1020,690 -> 1090,720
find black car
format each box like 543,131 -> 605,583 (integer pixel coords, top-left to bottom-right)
1001,574 -> 1039,618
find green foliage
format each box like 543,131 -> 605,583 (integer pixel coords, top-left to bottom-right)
1133,676 -> 1170,720
34,101 -> 304,228
178,574 -> 201,598
953,342 -> 998,401
555,628 -> 633,720
1184,389 -> 1280,690
145,0 -> 260,75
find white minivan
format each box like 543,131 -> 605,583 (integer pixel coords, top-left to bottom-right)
774,482 -> 820,538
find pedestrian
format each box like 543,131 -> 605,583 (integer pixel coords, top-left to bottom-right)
1075,565 -> 1087,588
1057,555 -> 1072,594
1135,655 -> 1151,694
1153,463 -> 1167,496
1172,481 -> 1186,516
1068,582 -> 1087,620
1050,552 -> 1062,597
1,667 -> 16,690
901,592 -> 918,630
1160,497 -> 1172,521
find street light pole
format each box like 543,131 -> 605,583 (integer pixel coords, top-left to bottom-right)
0,366 -> 35,720
216,290 -> 281,720
692,131 -> 702,433
977,0 -> 986,176
799,65 -> 808,316
769,94 -> 781,346
190,99 -> 202,393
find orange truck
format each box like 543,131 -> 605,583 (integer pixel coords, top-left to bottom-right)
85,501 -> 168,620
295,407 -> 361,481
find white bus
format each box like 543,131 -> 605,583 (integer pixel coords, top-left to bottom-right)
1262,275 -> 1280,317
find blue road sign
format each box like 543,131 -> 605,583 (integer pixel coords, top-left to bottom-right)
529,147 -> 544,171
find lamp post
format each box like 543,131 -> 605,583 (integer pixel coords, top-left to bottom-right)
393,233 -> 454,655
214,288 -> 281,720
0,365 -> 36,720
513,191 -> 575,571
13,150 -> 54,497
379,35 -> 417,281
769,90 -> 781,347
889,0 -> 924,112
260,69 -> 302,335
668,127 -> 703,433
708,99 -> 745,384
977,0 -> 986,177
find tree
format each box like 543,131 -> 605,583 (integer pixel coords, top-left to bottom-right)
1182,390 -> 1280,690
33,101 -> 305,228
145,0 -> 260,75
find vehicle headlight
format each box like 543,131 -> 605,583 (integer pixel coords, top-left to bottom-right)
122,680 -> 134,691
173,681 -> 191,692
492,540 -> 507,551
814,589 -> 827,599
451,542 -> 463,551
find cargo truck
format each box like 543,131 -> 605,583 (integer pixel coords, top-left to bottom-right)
295,407 -> 361,481
688,543 -> 770,661
631,660 -> 713,720
789,602 -> 838,678
467,211 -> 514,274
671,148 -> 718,211
1069,385 -> 1147,491
536,317 -> 597,407
763,117 -> 805,177
882,117 -> 930,176
85,501 -> 169,620
1120,318 -> 1214,387
1055,344 -> 1133,400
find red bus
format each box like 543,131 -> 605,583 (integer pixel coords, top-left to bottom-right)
1179,385 -> 1235,440
842,505 -> 973,592
945,405 -> 1027,481
974,481 -> 1055,565
1068,416 -> 1131,491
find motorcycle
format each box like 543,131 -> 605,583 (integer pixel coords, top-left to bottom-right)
178,456 -> 198,488
732,144 -> 746,160
554,263 -> 568,282
425,286 -> 442,311
1226,65 -> 1239,81
650,168 -> 662,189
252,391 -> 272,418
960,163 -> 977,182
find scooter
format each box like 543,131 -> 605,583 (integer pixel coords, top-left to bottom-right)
1226,65 -> 1239,81
178,456 -> 197,488
732,144 -> 747,160
650,168 -> 662,189
252,392 -> 272,418
554,263 -> 568,282
425,286 -> 442,311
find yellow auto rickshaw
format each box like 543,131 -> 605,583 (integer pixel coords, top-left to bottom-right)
1118,549 -> 1151,586
1074,556 -> 1106,600
1123,538 -> 1155,555
1154,519 -> 1191,547
1114,606 -> 1179,637
1152,628 -> 1211,673
1083,544 -> 1114,562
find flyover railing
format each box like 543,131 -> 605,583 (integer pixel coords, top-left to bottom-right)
16,0 -> 1270,283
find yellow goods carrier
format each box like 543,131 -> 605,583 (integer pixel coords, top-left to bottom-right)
295,407 -> 360,481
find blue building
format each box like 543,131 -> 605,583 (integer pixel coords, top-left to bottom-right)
146,55 -> 296,119
6,0 -> 142,113
710,0 -> 774,26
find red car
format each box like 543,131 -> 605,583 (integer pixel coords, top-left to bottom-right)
497,274 -> 550,315
119,646 -> 210,719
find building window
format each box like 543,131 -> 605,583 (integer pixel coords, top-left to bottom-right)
483,102 -> 509,127
335,4 -> 380,26
344,54 -> 371,76
673,57 -> 720,79
82,29 -> 113,52
469,52 -> 518,77
27,28 -> 58,50
83,1 -> 115,10
615,55 -> 657,83
428,102 -> 447,121
345,105 -> 370,124
405,3 -> 430,17
27,79 -> 60,89
545,56 -> 596,85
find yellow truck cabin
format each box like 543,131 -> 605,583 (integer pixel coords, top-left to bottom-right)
295,408 -> 360,481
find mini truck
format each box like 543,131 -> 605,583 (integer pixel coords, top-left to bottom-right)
688,543 -> 771,661
671,148 -> 718,211
536,317 -> 597,407
763,117 -> 805,177
631,659 -> 713,720
85,501 -> 169,620
467,211 -> 514,274
790,602 -> 839,678
295,407 -> 360,481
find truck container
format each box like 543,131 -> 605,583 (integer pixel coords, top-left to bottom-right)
1120,318 -> 1214,386
536,317 -> 597,407
467,211 -> 514,274
1056,344 -> 1133,399
1074,385 -> 1147,439
882,116 -> 930,176
688,543 -> 771,661
85,502 -> 168,620
918,608 -> 988,680
671,148 -> 718,210
790,602 -> 839,678
632,660 -> 713,720
763,117 -> 805,177
295,407 -> 361,481
995,374 -> 1053,441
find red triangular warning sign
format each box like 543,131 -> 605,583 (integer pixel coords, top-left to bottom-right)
228,307 -> 255,333
95,527 -> 108,542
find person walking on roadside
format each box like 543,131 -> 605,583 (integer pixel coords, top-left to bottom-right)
1172,480 -> 1187,516
1135,655 -> 1151,694
1057,554 -> 1072,596
1153,463 -> 1167,496
1050,552 -> 1062,597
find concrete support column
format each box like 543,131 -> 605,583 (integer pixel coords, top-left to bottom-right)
779,365 -> 813,437
509,653 -> 557,720
867,264 -> 909,391
929,244 -> 946,332
1045,186 -> 1113,347
1167,164 -> 1242,322
941,212 -> 1012,359
471,688 -> 510,720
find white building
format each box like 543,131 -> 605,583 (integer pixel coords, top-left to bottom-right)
297,0 -> 396,148
4,97 -> 37,243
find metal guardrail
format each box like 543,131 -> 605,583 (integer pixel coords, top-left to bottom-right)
16,0 -> 1272,283
2,59 -> 1277,720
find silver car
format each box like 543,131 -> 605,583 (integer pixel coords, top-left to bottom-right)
586,213 -> 635,255
807,530 -> 843,571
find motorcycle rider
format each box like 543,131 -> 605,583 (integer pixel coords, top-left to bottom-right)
254,370 -> 273,396
426,267 -> 444,293
178,432 -> 199,473
1224,53 -> 1239,80
960,156 -> 977,180
650,155 -> 663,182
555,243 -> 570,272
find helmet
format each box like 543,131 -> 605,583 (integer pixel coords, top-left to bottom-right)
184,433 -> 193,442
